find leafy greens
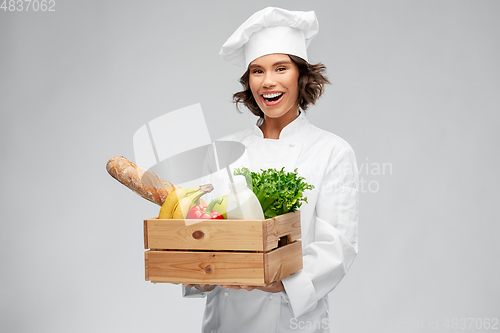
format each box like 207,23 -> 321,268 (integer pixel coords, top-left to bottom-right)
233,167 -> 314,219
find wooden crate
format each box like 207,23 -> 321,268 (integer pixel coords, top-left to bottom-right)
144,211 -> 302,286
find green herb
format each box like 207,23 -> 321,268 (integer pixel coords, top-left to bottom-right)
233,167 -> 314,219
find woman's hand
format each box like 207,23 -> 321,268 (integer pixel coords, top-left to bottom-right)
184,284 -> 216,292
221,281 -> 284,293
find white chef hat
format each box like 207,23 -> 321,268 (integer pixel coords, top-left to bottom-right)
219,7 -> 319,69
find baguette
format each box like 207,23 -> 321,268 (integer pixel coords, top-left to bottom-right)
106,156 -> 176,206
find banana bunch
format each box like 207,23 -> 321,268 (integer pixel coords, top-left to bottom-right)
158,184 -> 214,219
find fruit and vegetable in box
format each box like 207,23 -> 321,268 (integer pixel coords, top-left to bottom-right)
107,156 -> 311,285
106,156 -> 314,220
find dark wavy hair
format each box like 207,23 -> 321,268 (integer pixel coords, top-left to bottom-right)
232,54 -> 330,117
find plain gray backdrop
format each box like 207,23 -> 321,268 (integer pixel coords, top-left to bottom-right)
1,0 -> 499,332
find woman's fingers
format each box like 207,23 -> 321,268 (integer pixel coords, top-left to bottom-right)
219,285 -> 257,291
185,283 -> 281,293
240,285 -> 255,291
221,285 -> 241,289
199,284 -> 216,292
184,284 -> 216,292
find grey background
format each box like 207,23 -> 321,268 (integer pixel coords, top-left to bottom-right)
1,0 -> 499,332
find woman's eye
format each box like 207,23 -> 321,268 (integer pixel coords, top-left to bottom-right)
277,67 -> 286,72
252,69 -> 263,74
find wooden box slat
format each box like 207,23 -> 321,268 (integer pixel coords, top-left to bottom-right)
145,220 -> 264,251
145,241 -> 302,286
145,250 -> 265,285
264,241 -> 303,284
144,211 -> 301,252
263,212 -> 302,251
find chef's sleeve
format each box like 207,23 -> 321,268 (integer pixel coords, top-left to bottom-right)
280,145 -> 359,318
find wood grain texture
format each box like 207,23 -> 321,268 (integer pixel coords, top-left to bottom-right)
143,220 -> 149,250
145,250 -> 266,285
145,252 -> 149,281
263,211 -> 302,251
264,241 -> 303,284
145,219 -> 264,251
143,212 -> 303,285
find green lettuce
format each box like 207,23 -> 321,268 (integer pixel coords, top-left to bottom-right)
233,167 -> 314,219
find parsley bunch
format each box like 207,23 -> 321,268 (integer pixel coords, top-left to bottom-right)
233,167 -> 315,219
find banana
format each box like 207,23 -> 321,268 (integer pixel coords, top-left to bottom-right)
158,186 -> 200,219
171,184 -> 215,219
172,190 -> 206,219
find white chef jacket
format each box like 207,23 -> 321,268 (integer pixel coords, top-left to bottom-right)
182,111 -> 359,333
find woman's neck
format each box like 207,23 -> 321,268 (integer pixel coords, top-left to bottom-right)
259,108 -> 300,139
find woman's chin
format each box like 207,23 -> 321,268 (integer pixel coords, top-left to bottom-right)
263,111 -> 288,119
261,106 -> 298,119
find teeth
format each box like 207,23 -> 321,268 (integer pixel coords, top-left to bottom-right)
263,92 -> 283,99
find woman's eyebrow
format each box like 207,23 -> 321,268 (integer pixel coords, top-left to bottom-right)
272,60 -> 292,66
249,60 -> 292,69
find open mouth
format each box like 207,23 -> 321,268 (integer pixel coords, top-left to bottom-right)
261,92 -> 284,106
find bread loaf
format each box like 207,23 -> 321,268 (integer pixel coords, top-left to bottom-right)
106,156 -> 176,206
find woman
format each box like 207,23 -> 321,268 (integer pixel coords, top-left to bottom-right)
183,7 -> 359,333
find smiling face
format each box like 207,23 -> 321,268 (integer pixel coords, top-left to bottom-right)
248,53 -> 300,119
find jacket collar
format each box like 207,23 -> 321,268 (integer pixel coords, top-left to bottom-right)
253,111 -> 308,140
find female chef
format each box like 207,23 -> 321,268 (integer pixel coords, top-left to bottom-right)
183,7 -> 359,333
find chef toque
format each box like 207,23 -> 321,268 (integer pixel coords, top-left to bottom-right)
219,7 -> 319,69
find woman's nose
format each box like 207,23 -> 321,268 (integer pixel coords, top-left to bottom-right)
262,72 -> 276,88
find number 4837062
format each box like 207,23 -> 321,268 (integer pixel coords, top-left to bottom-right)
1,0 -> 56,11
